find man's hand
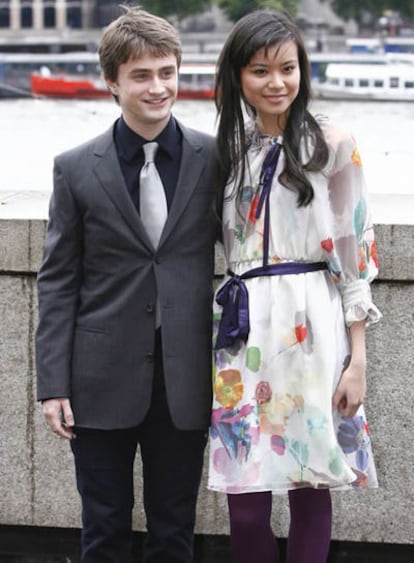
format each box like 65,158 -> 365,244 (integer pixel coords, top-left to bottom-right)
42,398 -> 75,440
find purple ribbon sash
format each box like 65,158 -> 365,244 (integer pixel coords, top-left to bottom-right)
215,137 -> 327,350
256,140 -> 282,268
215,262 -> 328,350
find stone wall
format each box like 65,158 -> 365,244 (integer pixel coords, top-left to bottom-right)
0,218 -> 413,543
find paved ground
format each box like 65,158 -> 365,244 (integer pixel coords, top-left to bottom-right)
0,526 -> 413,562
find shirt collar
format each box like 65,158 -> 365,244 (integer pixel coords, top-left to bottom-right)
115,115 -> 180,162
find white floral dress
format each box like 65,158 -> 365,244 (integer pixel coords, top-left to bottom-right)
208,118 -> 381,494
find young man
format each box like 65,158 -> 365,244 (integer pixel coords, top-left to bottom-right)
35,7 -> 217,562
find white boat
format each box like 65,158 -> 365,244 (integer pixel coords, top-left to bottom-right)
309,51 -> 414,83
314,60 -> 414,101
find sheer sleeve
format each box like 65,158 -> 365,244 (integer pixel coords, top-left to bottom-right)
326,128 -> 382,327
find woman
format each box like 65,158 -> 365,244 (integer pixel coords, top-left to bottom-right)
208,10 -> 381,563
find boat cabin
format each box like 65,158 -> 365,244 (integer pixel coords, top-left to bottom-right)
317,62 -> 414,101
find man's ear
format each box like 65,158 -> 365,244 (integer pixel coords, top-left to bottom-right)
106,79 -> 118,96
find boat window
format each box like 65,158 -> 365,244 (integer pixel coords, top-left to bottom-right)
404,81 -> 414,88
179,73 -> 214,89
359,79 -> 369,87
329,78 -> 340,86
390,77 -> 399,88
345,79 -> 354,87
374,80 -> 384,87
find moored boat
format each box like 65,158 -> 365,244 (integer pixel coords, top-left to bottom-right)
30,62 -> 215,100
0,52 -> 216,100
313,61 -> 414,101
30,72 -> 111,99
176,63 -> 215,100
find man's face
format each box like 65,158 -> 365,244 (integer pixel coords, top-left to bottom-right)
107,52 -> 178,138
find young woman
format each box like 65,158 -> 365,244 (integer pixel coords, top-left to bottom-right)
208,10 -> 382,563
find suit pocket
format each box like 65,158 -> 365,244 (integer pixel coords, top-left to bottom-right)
75,325 -> 107,335
72,327 -> 113,390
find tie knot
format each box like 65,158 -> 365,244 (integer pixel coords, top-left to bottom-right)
143,142 -> 159,163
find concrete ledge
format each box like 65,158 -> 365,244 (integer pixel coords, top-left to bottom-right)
0,220 -> 47,273
1,189 -> 413,224
375,224 -> 414,280
0,216 -> 413,545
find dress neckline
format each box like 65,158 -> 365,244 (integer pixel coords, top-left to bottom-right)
249,128 -> 283,150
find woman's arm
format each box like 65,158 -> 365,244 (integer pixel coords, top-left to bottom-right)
332,320 -> 367,417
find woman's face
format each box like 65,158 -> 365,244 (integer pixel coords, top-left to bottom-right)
240,40 -> 301,136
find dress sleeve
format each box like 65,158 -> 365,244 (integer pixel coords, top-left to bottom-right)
326,129 -> 382,327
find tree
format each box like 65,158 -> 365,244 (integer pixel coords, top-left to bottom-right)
135,0 -> 211,20
217,0 -> 300,22
331,0 -> 381,24
331,0 -> 414,24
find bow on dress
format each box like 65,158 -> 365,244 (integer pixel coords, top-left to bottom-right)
215,139 -> 282,350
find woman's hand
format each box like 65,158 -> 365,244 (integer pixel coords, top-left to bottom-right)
333,319 -> 367,418
332,360 -> 366,418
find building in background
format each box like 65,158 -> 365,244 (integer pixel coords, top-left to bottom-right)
0,0 -> 121,31
0,1 -> 126,53
0,1 -> 229,54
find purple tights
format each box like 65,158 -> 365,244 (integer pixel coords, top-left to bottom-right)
227,488 -> 332,563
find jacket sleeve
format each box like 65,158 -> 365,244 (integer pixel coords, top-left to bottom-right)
35,156 -> 83,400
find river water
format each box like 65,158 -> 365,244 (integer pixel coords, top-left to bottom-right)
0,98 -> 413,222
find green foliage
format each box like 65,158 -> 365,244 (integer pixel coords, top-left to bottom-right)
260,0 -> 299,17
135,0 -> 211,20
400,0 -> 414,19
216,0 -> 257,21
331,0 -> 414,23
217,0 -> 299,22
331,0 -> 382,22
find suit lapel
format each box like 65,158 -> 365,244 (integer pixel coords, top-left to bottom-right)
159,124 -> 205,244
91,122 -> 208,250
92,126 -> 153,249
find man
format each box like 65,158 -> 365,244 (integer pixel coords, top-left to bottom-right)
35,7 -> 217,562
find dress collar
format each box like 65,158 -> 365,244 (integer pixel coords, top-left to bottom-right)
247,122 -> 283,150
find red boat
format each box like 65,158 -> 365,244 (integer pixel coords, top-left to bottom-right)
177,63 -> 215,100
30,72 -> 111,99
30,63 -> 215,101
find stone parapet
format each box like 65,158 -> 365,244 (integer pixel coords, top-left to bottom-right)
0,217 -> 413,544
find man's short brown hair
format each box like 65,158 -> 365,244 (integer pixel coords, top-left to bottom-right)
98,5 -> 182,82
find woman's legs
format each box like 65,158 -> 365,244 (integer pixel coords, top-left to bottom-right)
287,488 -> 332,563
227,492 -> 280,563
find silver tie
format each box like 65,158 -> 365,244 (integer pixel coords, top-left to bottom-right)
139,142 -> 168,249
139,142 -> 167,327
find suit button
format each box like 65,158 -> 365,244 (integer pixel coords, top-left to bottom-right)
145,353 -> 154,363
146,303 -> 154,313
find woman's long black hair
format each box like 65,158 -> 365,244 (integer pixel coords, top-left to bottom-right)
215,10 -> 329,207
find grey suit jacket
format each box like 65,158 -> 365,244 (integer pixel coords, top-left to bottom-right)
35,119 -> 218,431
